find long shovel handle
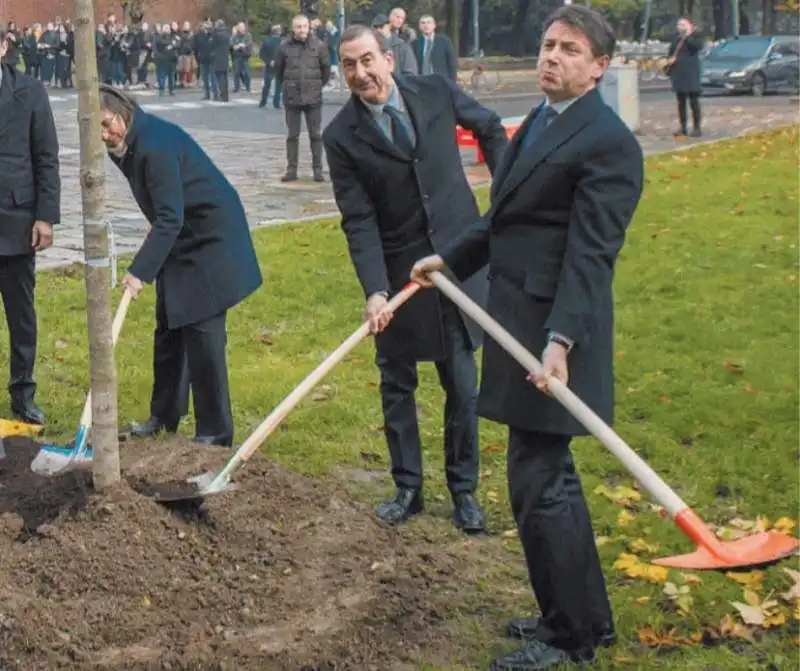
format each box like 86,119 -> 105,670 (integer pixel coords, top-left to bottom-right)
428,271 -> 689,517
211,281 -> 422,485
77,289 -> 134,428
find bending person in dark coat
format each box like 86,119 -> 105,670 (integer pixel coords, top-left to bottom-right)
99,85 -> 263,447
323,26 -> 508,533
413,6 -> 644,669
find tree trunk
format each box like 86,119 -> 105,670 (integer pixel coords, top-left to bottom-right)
444,0 -> 460,55
510,0 -> 532,57
75,0 -> 122,490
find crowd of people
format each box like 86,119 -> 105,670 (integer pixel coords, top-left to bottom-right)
0,14 -> 342,100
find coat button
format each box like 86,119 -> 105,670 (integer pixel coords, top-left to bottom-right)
422,194 -> 429,201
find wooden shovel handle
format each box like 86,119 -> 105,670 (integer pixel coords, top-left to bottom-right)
78,289 -> 134,427
428,270 -> 688,516
232,281 -> 422,465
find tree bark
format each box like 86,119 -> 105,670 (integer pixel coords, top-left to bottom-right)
445,0 -> 460,55
75,0 -> 121,489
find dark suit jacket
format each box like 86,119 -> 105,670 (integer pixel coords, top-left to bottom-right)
412,33 -> 457,81
441,88 -> 644,435
0,64 -> 60,256
323,74 -> 508,362
110,108 -> 263,330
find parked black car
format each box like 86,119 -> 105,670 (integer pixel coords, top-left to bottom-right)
701,34 -> 799,96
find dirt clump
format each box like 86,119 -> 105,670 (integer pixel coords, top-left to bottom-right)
0,435 -> 464,670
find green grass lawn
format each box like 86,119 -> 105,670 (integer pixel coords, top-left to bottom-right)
12,126 -> 800,669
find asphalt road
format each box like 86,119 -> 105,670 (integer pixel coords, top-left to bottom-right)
46,84 -> 677,135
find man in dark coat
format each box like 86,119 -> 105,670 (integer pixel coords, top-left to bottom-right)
323,26 -> 508,533
274,13 -> 331,183
211,19 -> 231,102
372,14 -> 417,76
412,6 -> 644,669
412,15 -> 457,81
98,85 -> 263,447
0,41 -> 60,425
666,17 -> 704,137
258,25 -> 283,109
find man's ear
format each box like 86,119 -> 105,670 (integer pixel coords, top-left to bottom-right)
385,50 -> 396,73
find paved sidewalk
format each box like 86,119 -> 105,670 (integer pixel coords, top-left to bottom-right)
37,96 -> 798,272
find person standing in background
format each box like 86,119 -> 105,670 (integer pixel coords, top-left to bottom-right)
412,15 -> 457,81
258,25 -> 283,109
666,17 -> 704,137
274,14 -> 330,182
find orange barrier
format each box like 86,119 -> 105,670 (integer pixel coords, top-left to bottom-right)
456,119 -> 522,164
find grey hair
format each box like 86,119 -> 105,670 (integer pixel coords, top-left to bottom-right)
98,84 -> 137,125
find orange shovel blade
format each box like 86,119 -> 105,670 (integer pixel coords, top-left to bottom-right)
653,531 -> 799,570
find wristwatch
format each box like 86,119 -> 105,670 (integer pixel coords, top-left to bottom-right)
547,332 -> 574,353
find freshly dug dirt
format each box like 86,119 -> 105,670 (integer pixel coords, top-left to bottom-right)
0,435 -> 465,670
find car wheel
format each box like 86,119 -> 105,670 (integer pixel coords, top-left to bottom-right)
751,72 -> 766,97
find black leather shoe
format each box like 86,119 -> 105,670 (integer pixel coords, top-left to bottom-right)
192,435 -> 233,447
11,401 -> 45,425
453,492 -> 485,534
490,639 -> 594,670
376,487 -> 423,525
506,617 -> 616,649
130,416 -> 178,438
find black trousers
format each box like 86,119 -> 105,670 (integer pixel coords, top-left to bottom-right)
215,70 -> 229,101
0,254 -> 38,405
507,427 -> 612,652
284,104 -> 323,173
376,302 -> 479,495
151,283 -> 234,446
676,92 -> 701,131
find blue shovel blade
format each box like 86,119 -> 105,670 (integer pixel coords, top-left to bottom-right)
32,425 -> 93,474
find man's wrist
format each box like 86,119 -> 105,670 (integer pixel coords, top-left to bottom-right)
547,330 -> 574,353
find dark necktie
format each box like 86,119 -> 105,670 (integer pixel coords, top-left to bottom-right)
520,104 -> 558,153
383,105 -> 414,156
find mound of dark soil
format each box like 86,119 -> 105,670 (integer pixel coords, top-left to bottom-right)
0,435 -> 464,670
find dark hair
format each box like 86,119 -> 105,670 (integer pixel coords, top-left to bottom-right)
338,24 -> 390,55
98,84 -> 137,125
542,5 -> 616,59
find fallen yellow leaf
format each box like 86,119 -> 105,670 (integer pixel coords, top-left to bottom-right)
594,483 -> 642,508
629,538 -> 660,554
594,535 -> 611,547
681,572 -> 703,585
617,510 -> 635,527
613,552 -> 669,583
773,517 -> 797,534
725,571 -> 765,591
635,596 -> 650,605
